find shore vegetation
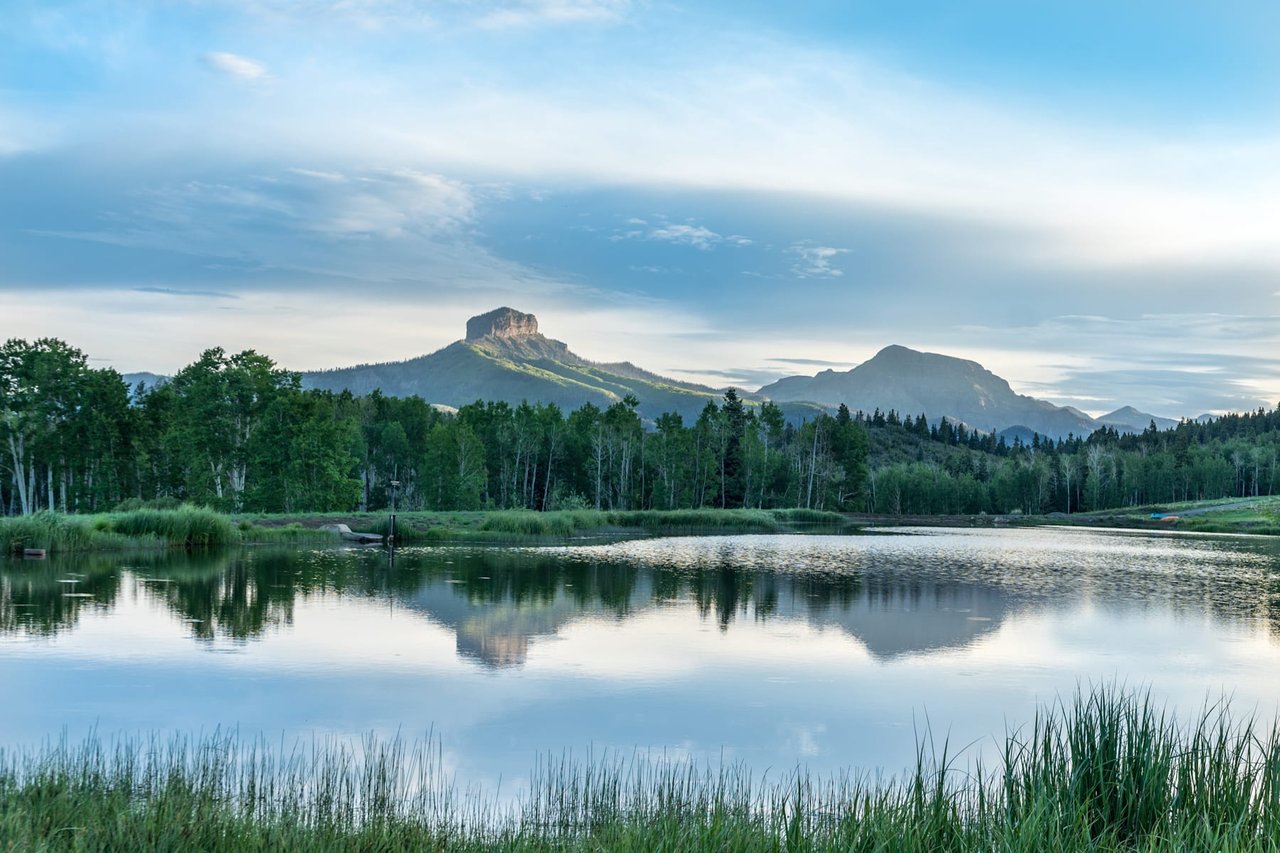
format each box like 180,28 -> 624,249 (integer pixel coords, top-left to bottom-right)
1,687 -> 1277,850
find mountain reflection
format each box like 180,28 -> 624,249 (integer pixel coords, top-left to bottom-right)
3,531 -> 1280,666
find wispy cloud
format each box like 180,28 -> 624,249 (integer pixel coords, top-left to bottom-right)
767,357 -> 854,368
791,244 -> 847,278
618,219 -> 753,250
23,167 -> 480,287
196,0 -> 628,30
134,286 -> 238,299
956,313 -> 1280,416
647,224 -> 720,250
202,51 -> 268,81
476,0 -> 631,28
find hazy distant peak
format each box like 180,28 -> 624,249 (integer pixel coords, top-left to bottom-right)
757,342 -> 1092,438
869,344 -> 986,373
466,307 -> 539,342
1096,406 -> 1179,433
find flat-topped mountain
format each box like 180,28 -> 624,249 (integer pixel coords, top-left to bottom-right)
758,344 -> 1098,439
303,308 -> 777,421
466,306 -> 540,341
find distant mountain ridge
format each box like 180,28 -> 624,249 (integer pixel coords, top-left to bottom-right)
303,307 -> 801,422
757,344 -> 1179,440
127,307 -> 1184,438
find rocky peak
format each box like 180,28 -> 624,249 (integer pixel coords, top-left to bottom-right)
465,307 -> 539,342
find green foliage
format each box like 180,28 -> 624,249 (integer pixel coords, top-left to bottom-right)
4,335 -> 1279,523
105,506 -> 239,549
770,508 -> 847,525
1,687 -> 1277,850
0,507 -> 347,554
0,512 -> 139,554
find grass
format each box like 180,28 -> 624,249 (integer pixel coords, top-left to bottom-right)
1,686 -> 1277,850
1,507 -> 852,554
244,507 -> 851,545
1055,496 -> 1280,537
1,507 -> 338,555
462,508 -> 848,542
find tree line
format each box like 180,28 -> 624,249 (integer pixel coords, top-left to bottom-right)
2,337 -> 1277,517
0,339 -> 867,515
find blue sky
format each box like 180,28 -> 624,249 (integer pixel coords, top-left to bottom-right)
2,0 -> 1279,416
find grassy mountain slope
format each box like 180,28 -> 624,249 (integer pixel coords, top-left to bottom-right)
303,308 -> 820,423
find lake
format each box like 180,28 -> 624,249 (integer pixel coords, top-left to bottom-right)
3,526 -> 1280,794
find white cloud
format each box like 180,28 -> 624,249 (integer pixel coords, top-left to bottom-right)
27,16 -> 1278,275
620,220 -> 753,251
171,36 -> 1272,275
29,168 -> 478,286
194,0 -> 629,30
791,244 -> 847,278
203,51 -> 268,81
475,0 -> 631,28
647,224 -> 721,250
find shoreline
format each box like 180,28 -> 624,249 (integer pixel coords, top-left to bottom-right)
4,498 -> 1275,557
1,507 -> 853,556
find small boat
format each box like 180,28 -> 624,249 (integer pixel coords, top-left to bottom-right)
23,548 -> 47,559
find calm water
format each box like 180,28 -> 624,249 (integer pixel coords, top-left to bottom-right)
3,527 -> 1280,790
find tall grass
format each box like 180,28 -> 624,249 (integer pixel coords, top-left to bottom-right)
475,508 -> 849,539
2,507 -> 240,554
3,507 -> 848,553
107,506 -> 239,549
0,511 -> 144,555
2,686 -> 1278,850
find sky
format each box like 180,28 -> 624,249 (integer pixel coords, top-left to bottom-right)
2,0 -> 1279,417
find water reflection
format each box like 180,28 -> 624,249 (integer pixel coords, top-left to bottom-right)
0,553 -> 122,636
3,529 -> 1279,666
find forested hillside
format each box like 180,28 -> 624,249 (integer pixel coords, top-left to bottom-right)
2,338 -> 1278,517
0,339 -> 866,515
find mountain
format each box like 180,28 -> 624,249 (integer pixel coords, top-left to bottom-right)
1095,406 -> 1180,434
757,344 -> 1097,439
303,307 -> 796,422
122,371 -> 168,389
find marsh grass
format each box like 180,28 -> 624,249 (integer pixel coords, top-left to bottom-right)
3,507 -> 849,553
474,508 -> 849,539
0,511 -> 147,554
358,507 -> 851,543
0,508 -> 337,554
2,686 -> 1278,850
106,506 -> 238,549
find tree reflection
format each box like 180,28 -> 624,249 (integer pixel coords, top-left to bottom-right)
0,555 -> 121,636
3,538 -> 1280,666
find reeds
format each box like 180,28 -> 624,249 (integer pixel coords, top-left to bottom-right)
3,507 -> 240,554
475,508 -> 848,538
106,506 -> 239,549
2,686 -> 1277,850
3,507 -> 848,553
0,511 -> 144,555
